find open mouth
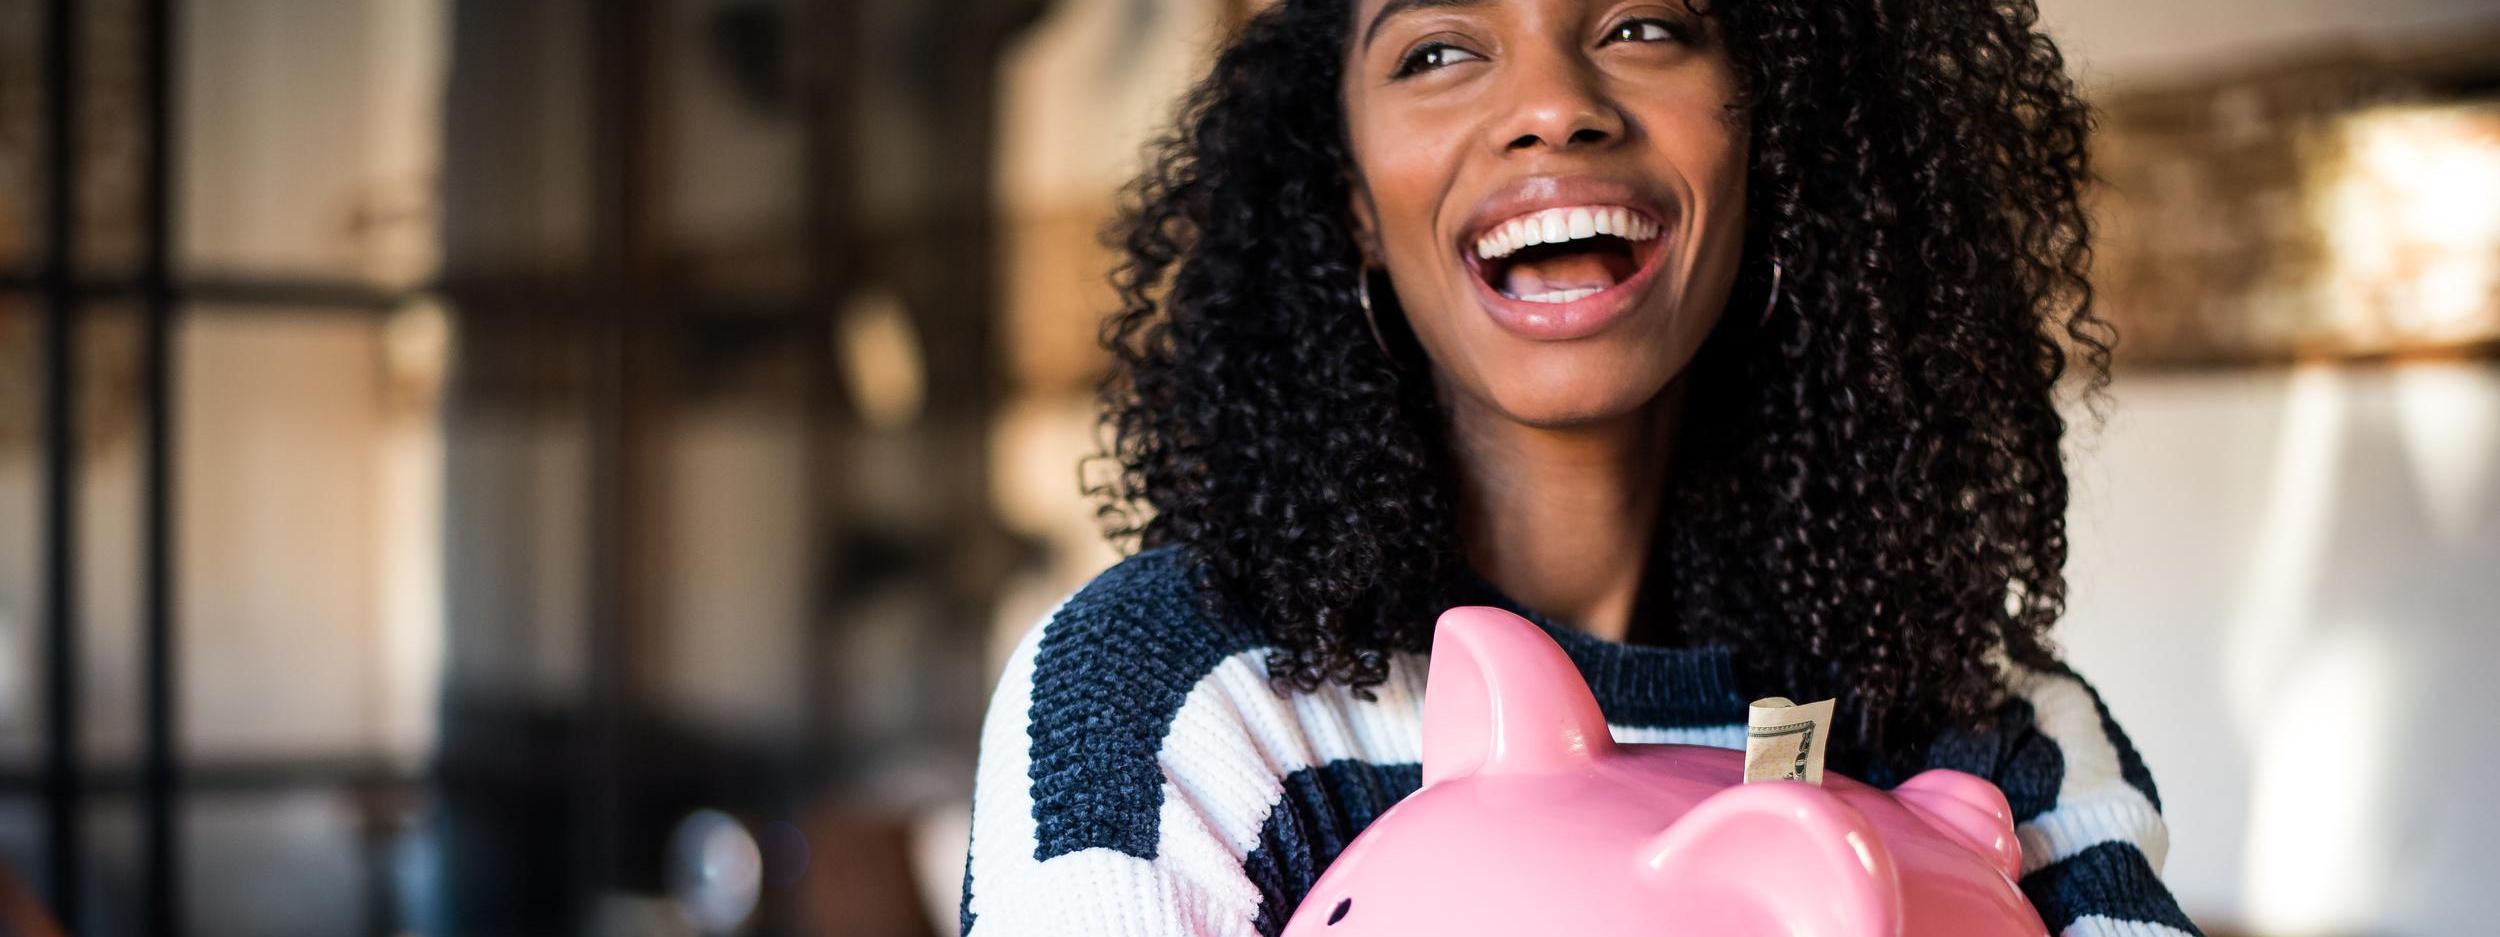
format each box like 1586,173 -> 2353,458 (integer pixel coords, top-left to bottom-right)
1465,205 -> 1662,304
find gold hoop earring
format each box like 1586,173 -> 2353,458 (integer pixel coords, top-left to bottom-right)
1357,268 -> 1395,360
1760,260 -> 1784,326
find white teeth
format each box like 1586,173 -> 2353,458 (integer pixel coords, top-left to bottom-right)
1470,205 -> 1658,262
1518,287 -> 1603,304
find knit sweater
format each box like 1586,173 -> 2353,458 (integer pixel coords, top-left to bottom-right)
959,546 -> 2202,936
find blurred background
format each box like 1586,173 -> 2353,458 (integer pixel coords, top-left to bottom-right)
0,0 -> 2493,935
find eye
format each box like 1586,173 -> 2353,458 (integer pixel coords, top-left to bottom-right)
1603,17 -> 1689,44
1326,896 -> 1353,925
1393,41 -> 1483,78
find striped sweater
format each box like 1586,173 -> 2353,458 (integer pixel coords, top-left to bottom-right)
960,546 -> 2202,936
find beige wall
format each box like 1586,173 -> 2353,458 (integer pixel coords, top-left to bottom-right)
2037,4 -> 2500,932
2062,361 -> 2500,936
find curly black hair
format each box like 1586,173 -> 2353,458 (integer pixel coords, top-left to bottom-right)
1093,0 -> 2109,775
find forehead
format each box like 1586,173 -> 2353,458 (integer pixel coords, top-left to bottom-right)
1356,0 -> 1498,29
1352,0 -> 1653,44
1354,0 -> 1503,51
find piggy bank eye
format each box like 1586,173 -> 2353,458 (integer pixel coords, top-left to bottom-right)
1326,897 -> 1352,925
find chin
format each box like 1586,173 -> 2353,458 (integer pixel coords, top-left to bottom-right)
1472,343 -> 1681,430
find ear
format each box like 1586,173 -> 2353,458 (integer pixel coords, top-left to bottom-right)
1893,769 -> 2024,879
1421,606 -> 1615,786
1639,783 -> 1904,936
1346,177 -> 1383,267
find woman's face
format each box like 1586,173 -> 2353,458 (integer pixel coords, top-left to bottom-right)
1342,0 -> 1747,428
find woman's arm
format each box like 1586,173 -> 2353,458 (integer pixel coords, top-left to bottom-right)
1927,663 -> 2206,937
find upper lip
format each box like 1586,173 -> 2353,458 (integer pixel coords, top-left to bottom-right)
1455,174 -> 1672,252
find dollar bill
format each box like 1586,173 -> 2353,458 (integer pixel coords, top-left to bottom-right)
1744,696 -> 1837,785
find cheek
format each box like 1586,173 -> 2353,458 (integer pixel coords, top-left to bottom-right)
1362,173 -> 1489,385
1360,147 -> 1463,271
1347,96 -> 1473,280
1639,91 -> 1748,206
1680,128 -> 1749,225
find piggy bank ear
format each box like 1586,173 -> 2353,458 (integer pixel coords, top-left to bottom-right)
1639,783 -> 1904,936
1421,606 -> 1615,786
1893,769 -> 2023,879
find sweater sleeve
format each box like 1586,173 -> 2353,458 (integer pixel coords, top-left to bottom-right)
957,607 -> 1271,937
1929,663 -> 2207,937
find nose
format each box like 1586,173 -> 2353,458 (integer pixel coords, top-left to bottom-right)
1488,53 -> 1626,153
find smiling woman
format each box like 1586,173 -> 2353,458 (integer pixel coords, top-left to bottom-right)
959,0 -> 2193,935
1344,0 -> 1749,424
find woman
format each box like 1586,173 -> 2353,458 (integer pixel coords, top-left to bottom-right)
961,0 -> 2197,934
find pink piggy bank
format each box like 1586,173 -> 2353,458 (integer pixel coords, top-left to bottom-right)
1281,606 -> 2048,937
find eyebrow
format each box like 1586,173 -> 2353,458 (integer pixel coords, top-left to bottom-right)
1362,0 -> 1495,53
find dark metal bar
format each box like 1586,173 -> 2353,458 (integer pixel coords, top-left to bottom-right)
141,0 -> 183,933
39,0 -> 83,927
0,271 -> 425,310
578,0 -> 649,910
0,272 -> 834,325
172,275 -> 402,310
796,0 -> 857,779
0,757 -> 424,796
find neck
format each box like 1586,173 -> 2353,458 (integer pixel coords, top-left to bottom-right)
1447,380 -> 1685,643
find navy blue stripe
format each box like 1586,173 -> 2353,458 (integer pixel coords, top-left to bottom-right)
957,845 -> 975,936
1024,546 -> 1267,861
1923,696 -> 2064,822
1243,760 -> 1424,937
2021,841 -> 2204,935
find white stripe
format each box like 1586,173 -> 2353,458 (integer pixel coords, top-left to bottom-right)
2013,668 -> 2171,875
1156,648 -> 1430,860
963,845 -> 1255,936
2062,913 -> 2200,937
962,601 -> 1061,933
